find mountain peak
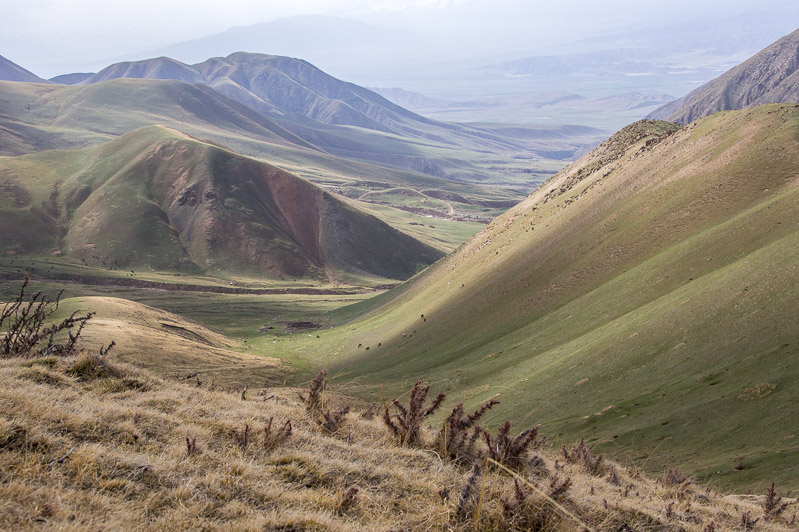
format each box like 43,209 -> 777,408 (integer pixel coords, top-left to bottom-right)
648,28 -> 799,124
0,54 -> 47,83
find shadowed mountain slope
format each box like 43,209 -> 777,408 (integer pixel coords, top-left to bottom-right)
0,126 -> 442,281
0,54 -> 47,83
316,105 -> 799,489
649,29 -> 799,124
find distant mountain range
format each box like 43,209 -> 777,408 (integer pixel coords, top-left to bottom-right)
0,78 -> 313,156
48,72 -> 93,85
60,52 -> 604,179
136,15 -> 410,70
81,52 -> 436,135
649,28 -> 799,124
0,126 -> 442,281
0,54 -> 47,83
368,87 -> 452,110
490,49 -> 685,78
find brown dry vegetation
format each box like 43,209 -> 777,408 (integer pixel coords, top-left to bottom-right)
1,353 -> 797,531
62,296 -> 290,389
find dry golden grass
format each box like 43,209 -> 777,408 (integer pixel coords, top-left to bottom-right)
1,354 -> 797,531
60,296 -> 289,389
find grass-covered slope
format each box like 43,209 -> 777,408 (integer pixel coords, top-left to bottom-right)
1,353 -> 796,530
313,105 -> 799,490
0,78 -> 311,156
57,296 -> 287,387
0,126 -> 443,281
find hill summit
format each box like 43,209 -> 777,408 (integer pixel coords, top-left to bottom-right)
0,126 -> 442,281
0,54 -> 47,83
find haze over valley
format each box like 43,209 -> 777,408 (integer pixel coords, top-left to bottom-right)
1,2 -> 799,529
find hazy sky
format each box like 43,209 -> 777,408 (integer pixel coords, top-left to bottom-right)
2,0 -> 797,78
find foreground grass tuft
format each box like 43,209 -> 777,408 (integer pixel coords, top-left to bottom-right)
0,355 -> 797,530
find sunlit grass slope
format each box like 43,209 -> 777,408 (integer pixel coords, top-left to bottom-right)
56,296 -> 288,388
309,105 -> 799,491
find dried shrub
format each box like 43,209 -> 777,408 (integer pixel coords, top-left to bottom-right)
360,403 -> 378,420
741,510 -> 759,530
562,439 -> 604,475
499,476 -> 571,530
548,475 -> 572,501
607,466 -> 620,486
186,436 -> 200,457
382,379 -> 445,446
68,343 -> 120,381
336,485 -> 359,515
1,277 -> 93,358
763,482 -> 788,520
456,461 -> 483,519
661,468 -> 691,487
436,399 -> 499,463
263,417 -> 292,450
483,421 -> 545,470
317,406 -> 350,435
298,370 -> 327,415
232,424 -> 251,448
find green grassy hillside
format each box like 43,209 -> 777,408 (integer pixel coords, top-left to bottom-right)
0,126 -> 442,282
0,79 -> 525,248
298,105 -> 799,491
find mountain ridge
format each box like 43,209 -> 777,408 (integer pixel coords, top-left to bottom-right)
648,28 -> 799,124
76,52 -> 603,181
0,54 -> 47,83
